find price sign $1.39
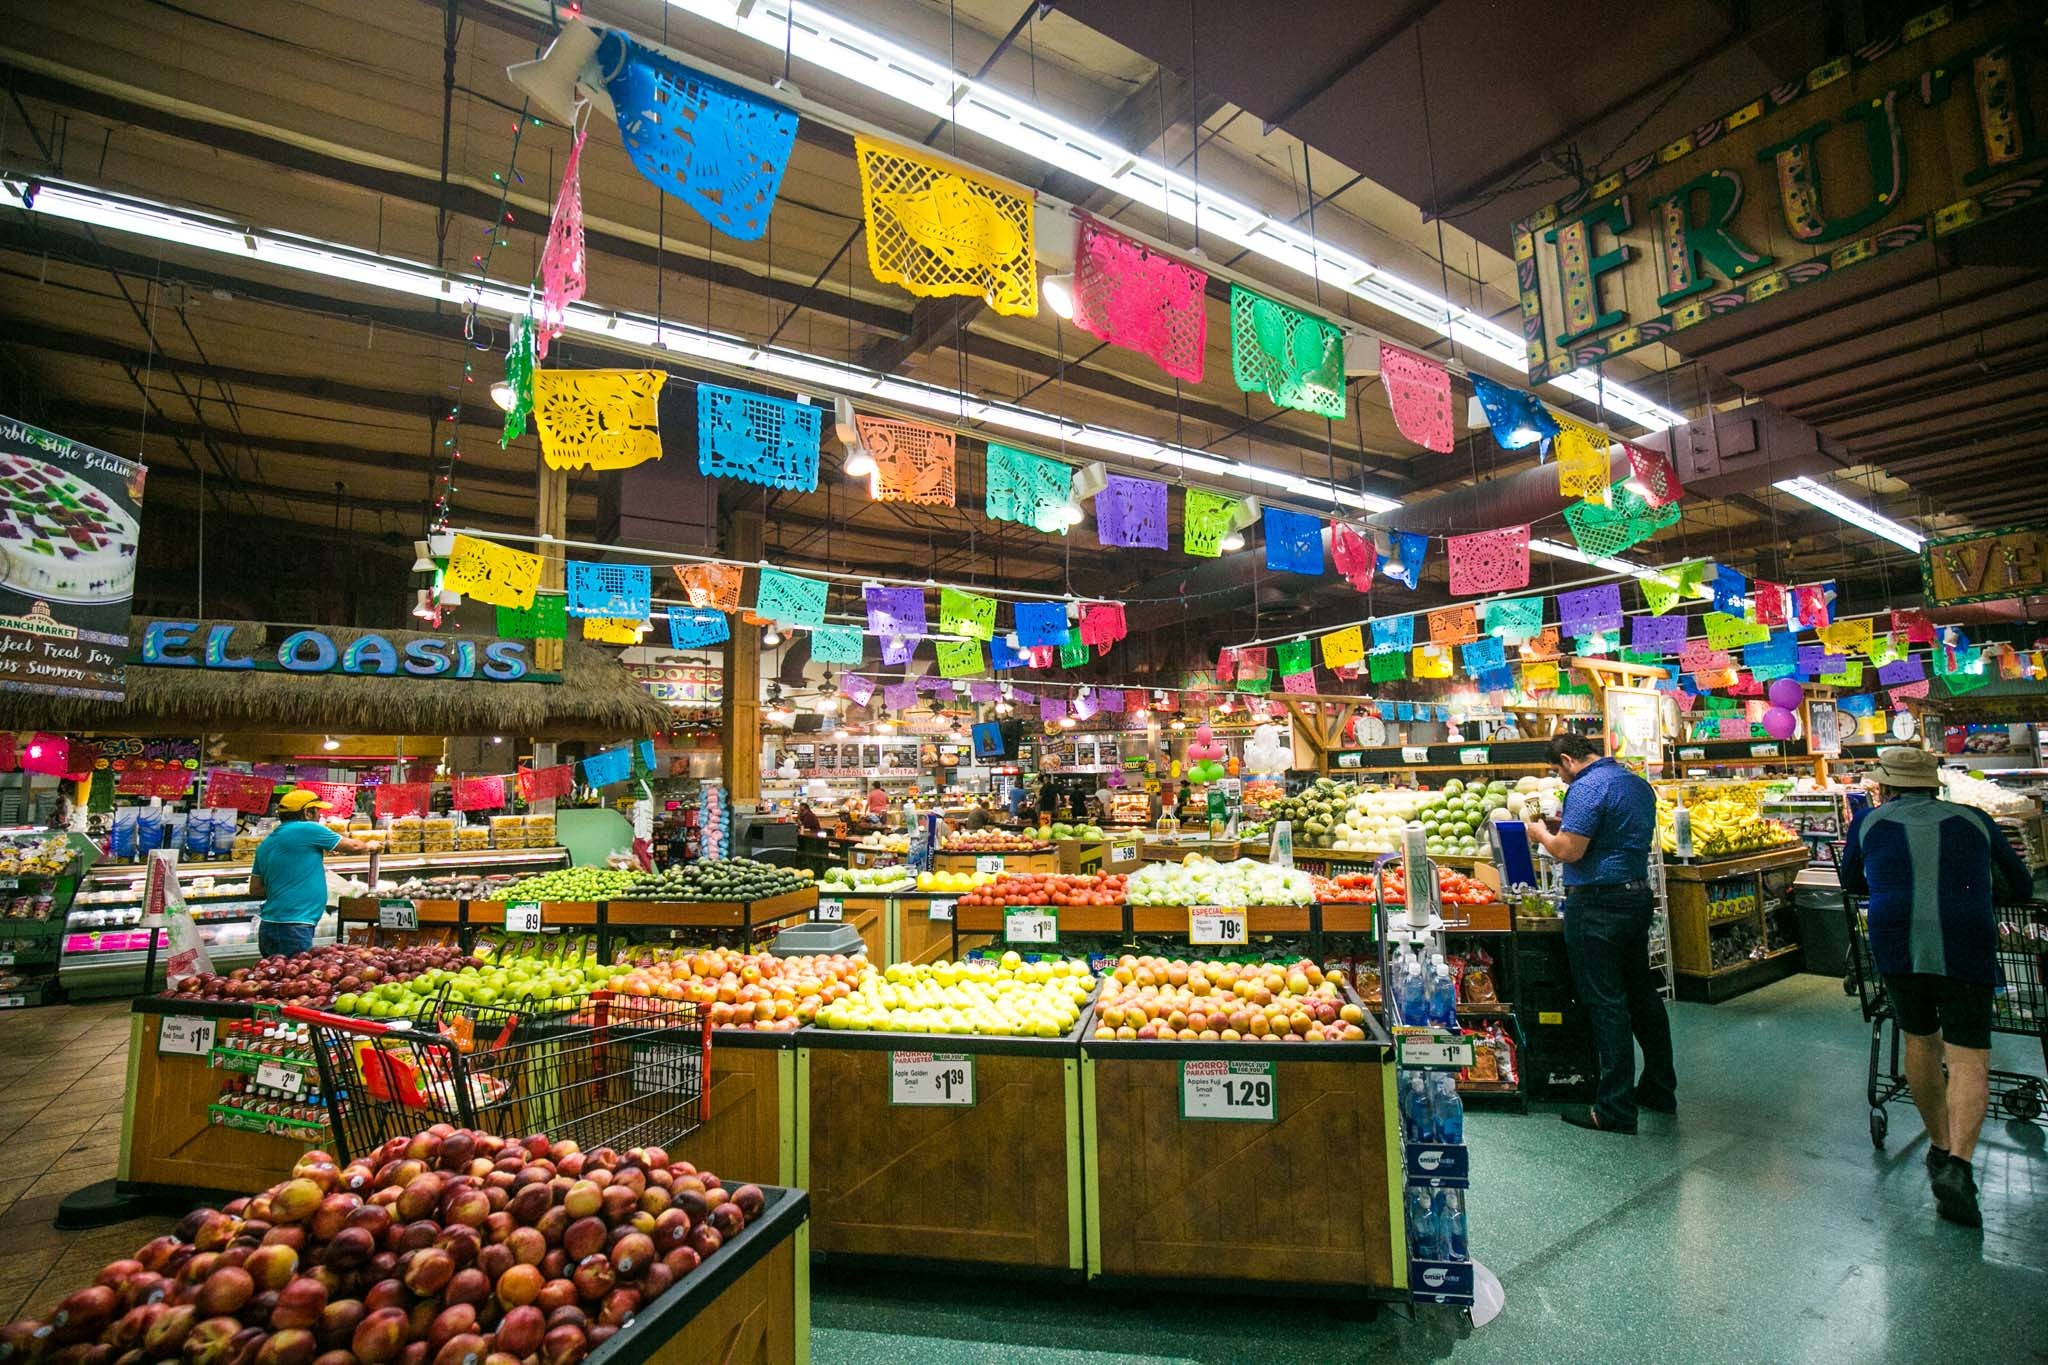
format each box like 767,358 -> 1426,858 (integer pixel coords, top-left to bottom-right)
1181,1059 -> 1275,1120
890,1051 -> 974,1106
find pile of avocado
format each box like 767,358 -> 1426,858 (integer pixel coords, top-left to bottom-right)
616,857 -> 815,902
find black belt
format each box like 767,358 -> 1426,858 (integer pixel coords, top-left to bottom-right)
1574,879 -> 1651,893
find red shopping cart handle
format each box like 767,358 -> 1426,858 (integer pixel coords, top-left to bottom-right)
282,1004 -> 401,1035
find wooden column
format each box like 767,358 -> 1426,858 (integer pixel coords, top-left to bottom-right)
723,510 -> 764,805
533,464 -> 569,676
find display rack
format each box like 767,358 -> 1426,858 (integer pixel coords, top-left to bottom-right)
1664,845 -> 1810,1002
0,832 -> 97,1009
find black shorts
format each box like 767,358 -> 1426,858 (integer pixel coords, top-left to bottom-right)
1882,973 -> 1992,1050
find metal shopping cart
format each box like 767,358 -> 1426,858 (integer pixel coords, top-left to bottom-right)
1842,894 -> 2048,1148
283,991 -> 710,1162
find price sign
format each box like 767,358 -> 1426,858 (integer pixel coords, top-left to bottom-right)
0,994 -> 24,1008
158,1016 -> 217,1056
1336,751 -> 1363,769
1458,747 -> 1490,766
1395,1029 -> 1475,1070
815,897 -> 844,922
254,1061 -> 304,1095
889,1051 -> 974,1106
1188,909 -> 1248,946
927,898 -> 955,922
1678,747 -> 1706,760
1401,746 -> 1430,764
974,855 -> 1005,874
377,900 -> 418,931
504,902 -> 543,934
1180,1059 -> 1276,1121
0,878 -> 18,891
1111,841 -> 1137,863
0,953 -> 12,966
1748,743 -> 1782,758
1004,909 -> 1058,945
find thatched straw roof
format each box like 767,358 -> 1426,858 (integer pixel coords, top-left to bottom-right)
0,619 -> 676,738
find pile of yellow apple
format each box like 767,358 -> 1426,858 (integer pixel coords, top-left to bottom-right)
814,951 -> 1096,1037
1093,954 -> 1367,1042
914,868 -> 997,894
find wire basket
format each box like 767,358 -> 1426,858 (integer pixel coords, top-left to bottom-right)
285,992 -> 710,1163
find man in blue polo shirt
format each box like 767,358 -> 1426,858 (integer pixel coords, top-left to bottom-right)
253,789 -> 371,958
1529,732 -> 1675,1135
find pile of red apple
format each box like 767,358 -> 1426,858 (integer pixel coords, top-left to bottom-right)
171,946 -> 478,1008
0,1127 -> 765,1365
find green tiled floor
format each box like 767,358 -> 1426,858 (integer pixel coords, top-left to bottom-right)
811,975 -> 2047,1363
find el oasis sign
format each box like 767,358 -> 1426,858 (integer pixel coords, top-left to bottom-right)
1514,7 -> 2048,382
137,622 -> 554,682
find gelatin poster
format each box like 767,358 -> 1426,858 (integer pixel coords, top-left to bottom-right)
0,415 -> 147,700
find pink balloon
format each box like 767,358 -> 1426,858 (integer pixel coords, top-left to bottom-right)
1766,678 -> 1804,711
1762,706 -> 1798,740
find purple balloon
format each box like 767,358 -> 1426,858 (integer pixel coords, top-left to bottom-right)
1766,678 -> 1804,711
1762,706 -> 1798,740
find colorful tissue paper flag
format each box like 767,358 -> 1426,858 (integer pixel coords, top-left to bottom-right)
988,634 -> 1028,670
857,416 -> 956,505
837,674 -> 876,706
1237,647 -> 1271,682
1624,442 -> 1684,507
755,567 -> 828,627
1471,374 -> 1559,449
1552,419 -> 1611,502
1376,342 -> 1455,452
938,587 -> 996,641
1640,573 -> 1682,616
985,443 -> 1074,533
1276,639 -> 1313,676
1821,659 -> 1866,687
1892,609 -> 1936,643
808,624 -> 865,666
1012,601 -> 1067,648
1123,689 -> 1150,713
500,316 -> 535,447
1799,646 -> 1847,678
1230,285 -> 1345,419
1941,655 -> 1992,695
863,585 -> 926,641
1484,596 -> 1545,642
1818,619 -> 1874,655
516,764 -> 576,802
581,747 -> 634,787
1866,634 -> 1903,667
1745,581 -> 1784,628
581,616 -> 644,644
1321,626 -> 1366,669
1839,693 -> 1879,717
1369,650 -> 1407,682
1263,506 -> 1325,575
1793,584 -> 1834,627
1071,212 -> 1207,382
678,562 -> 744,613
1237,669 -> 1272,695
967,680 -> 1002,703
1728,672 -> 1763,696
1007,686 -> 1036,704
1519,626 -> 1563,659
1040,696 -> 1069,722
1215,648 -> 1239,683
1380,531 -> 1429,589
1446,525 -> 1531,595
880,634 -> 919,666
1575,630 -> 1618,657
882,681 -> 918,711
1703,612 -> 1769,649
1890,678 -> 1931,699
534,370 -> 667,471
1372,615 -> 1416,652
1718,717 -> 1756,739
1711,565 -> 1749,615
375,781 -> 432,820
1412,645 -> 1454,679
601,33 -> 797,240
563,561 -> 651,620
1072,691 -> 1099,720
1463,636 -> 1507,674
1281,668 -> 1319,695
1563,480 -> 1680,558
1744,632 -> 1798,670
1095,688 -> 1125,713
535,128 -> 586,360
1630,615 -> 1688,654
1079,603 -> 1127,649
917,672 -> 952,693
1330,522 -> 1377,591
298,781 -> 356,819
1557,583 -> 1624,636
496,595 -> 567,641
1751,662 -> 1798,682
1094,474 -> 1169,549
855,134 -> 1036,315
1680,639 -> 1733,673
1060,639 -> 1092,668
444,534 -> 542,608
697,384 -> 821,491
1428,605 -> 1479,644
1182,488 -> 1242,558
1522,661 -> 1560,692
1877,656 -> 1926,686
668,607 -> 729,650
935,638 -> 985,678
452,775 -> 508,813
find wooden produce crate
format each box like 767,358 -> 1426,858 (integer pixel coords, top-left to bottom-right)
1139,837 -> 1240,863
1125,903 -> 1312,938
933,848 -> 1058,875
1080,1027 -> 1401,1295
1665,844 -> 1808,1002
951,900 -> 1120,957
674,1029 -> 798,1189
797,1024 -> 1087,1274
891,893 -> 964,966
812,891 -> 889,960
465,899 -> 601,928
604,888 -> 820,951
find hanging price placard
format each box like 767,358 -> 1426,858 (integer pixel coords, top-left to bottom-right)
975,855 -> 1005,874
254,1061 -> 305,1096
1188,909 -> 1248,946
889,1051 -> 975,1106
1458,747 -> 1491,765
377,900 -> 419,931
1111,841 -> 1137,863
1180,1059 -> 1276,1120
1402,746 -> 1430,764
1395,1029 -> 1475,1070
815,897 -> 844,922
505,902 -> 543,934
1004,909 -> 1058,944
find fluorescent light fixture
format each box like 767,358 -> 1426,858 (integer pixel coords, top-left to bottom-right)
1527,537 -> 1657,579
660,0 -> 1682,432
1774,477 -> 1924,552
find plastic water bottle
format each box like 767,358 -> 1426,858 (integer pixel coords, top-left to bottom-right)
1429,1072 -> 1465,1144
1397,950 -> 1428,1028
1435,1188 -> 1468,1261
1402,1070 -> 1434,1142
1427,955 -> 1457,1028
1406,1186 -> 1441,1260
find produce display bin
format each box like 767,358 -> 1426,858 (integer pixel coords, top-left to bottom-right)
1665,845 -> 1809,1002
950,900 -> 1118,957
890,893 -> 963,965
795,1021 -> 1089,1274
811,891 -> 889,959
933,849 -> 1057,875
1079,1022 -> 1403,1297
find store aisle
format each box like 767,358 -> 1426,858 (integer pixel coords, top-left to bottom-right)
2,980 -> 2040,1363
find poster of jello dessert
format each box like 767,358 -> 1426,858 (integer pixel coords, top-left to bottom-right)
0,415 -> 146,700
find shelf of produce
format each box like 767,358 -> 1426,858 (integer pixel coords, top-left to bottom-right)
606,889 -> 820,931
1078,1026 -> 1399,1295
1663,845 -> 1810,880
797,1021 -> 1089,1274
1126,904 -> 1312,936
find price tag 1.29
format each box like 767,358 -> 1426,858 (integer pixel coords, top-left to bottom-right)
254,1060 -> 304,1095
377,900 -> 418,931
158,1016 -> 217,1056
1004,909 -> 1058,945
1180,1059 -> 1275,1121
504,902 -> 543,934
889,1051 -> 974,1106
1189,909 -> 1248,947
815,897 -> 844,922
927,898 -> 955,922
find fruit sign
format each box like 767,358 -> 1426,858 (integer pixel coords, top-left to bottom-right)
1188,909 -> 1247,946
1181,1059 -> 1276,1120
157,1016 -> 215,1055
1004,909 -> 1057,944
815,897 -> 844,921
927,897 -> 955,921
890,1051 -> 974,1105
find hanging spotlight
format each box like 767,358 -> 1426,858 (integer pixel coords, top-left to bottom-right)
835,395 -> 876,478
762,626 -> 783,646
1466,394 -> 1487,429
1058,715 -> 1076,729
411,540 -> 436,573
322,736 -> 341,752
489,380 -> 518,412
1042,272 -> 1076,320
1219,529 -> 1246,553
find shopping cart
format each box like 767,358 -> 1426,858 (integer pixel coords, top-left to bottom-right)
283,991 -> 710,1162
1842,894 -> 2048,1148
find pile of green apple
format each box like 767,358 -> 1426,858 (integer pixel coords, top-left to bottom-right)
330,933 -> 614,1019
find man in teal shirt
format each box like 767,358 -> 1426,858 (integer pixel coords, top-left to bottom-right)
253,789 -> 370,958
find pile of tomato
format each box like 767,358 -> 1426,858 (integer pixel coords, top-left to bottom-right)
1312,868 -> 1497,907
957,871 -> 1128,907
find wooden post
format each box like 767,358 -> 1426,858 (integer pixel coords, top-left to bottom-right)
723,510 -> 764,805
533,464 -> 568,676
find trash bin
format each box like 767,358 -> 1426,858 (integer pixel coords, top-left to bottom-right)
1792,881 -> 1849,977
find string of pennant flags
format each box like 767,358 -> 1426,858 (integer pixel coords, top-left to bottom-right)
195,742 -> 665,815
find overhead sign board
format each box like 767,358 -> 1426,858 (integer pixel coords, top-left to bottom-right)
1922,524 -> 2048,606
1513,9 -> 2048,382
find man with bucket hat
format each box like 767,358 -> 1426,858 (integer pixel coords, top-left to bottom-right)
1840,746 -> 2031,1227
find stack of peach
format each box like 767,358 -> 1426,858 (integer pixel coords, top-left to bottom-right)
1091,955 -> 1367,1042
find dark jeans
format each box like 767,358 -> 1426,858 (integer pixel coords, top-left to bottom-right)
258,919 -> 316,960
1563,882 -> 1677,1129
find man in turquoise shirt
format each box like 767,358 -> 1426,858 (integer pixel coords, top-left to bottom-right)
253,789 -> 371,958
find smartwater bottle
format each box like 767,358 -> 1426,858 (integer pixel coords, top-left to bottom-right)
1428,956 -> 1457,1028
1407,1186 -> 1441,1261
1398,950 -> 1428,1027
1429,1072 -> 1465,1144
1402,1070 -> 1434,1142
1435,1188 -> 1468,1261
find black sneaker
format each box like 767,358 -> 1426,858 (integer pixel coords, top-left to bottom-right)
1924,1143 -> 1949,1178
1930,1158 -> 1982,1228
1635,1089 -> 1678,1116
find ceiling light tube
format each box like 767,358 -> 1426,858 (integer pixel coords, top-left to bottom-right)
1773,477 -> 1925,552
